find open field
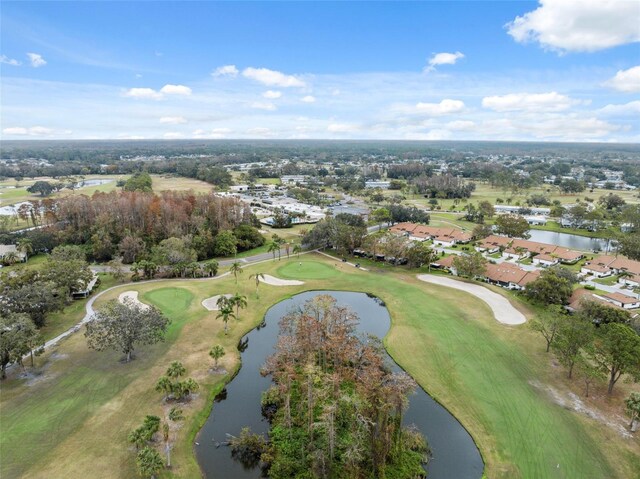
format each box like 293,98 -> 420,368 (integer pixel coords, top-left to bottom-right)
0,174 -> 214,209
1,255 -> 638,479
402,182 -> 639,213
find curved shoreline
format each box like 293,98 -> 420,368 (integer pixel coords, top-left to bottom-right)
195,290 -> 484,478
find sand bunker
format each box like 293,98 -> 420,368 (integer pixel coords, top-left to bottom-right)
417,275 -> 526,325
202,293 -> 233,311
259,274 -> 305,286
118,291 -> 150,310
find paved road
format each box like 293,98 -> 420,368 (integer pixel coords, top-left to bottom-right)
48,248 -> 312,355
90,248 -> 292,273
582,280 -> 640,299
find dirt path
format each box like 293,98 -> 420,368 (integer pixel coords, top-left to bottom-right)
417,274 -> 526,325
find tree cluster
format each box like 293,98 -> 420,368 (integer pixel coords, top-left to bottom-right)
303,213 -> 367,254
259,295 -> 428,478
413,174 -> 475,199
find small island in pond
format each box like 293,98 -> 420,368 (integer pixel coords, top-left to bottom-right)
229,295 -> 429,478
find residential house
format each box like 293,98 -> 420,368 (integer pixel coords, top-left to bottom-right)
596,292 -> 640,310
581,255 -> 640,285
482,262 -> 540,290
532,253 -> 559,267
72,273 -> 99,299
474,235 -> 512,254
389,223 -> 471,246
431,255 -> 457,274
494,205 -> 550,216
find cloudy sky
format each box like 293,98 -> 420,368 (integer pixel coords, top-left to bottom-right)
1,1 -> 639,142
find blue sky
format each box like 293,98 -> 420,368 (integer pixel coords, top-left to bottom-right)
1,1 -> 639,142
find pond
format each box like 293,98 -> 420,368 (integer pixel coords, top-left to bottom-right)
527,229 -> 609,252
0,201 -> 32,216
74,178 -> 114,188
195,291 -> 483,479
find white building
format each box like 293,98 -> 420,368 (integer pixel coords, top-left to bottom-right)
365,181 -> 391,189
494,205 -> 550,216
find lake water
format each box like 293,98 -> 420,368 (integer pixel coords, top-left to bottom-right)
0,179 -> 114,215
528,230 -> 609,252
74,178 -> 114,188
0,201 -> 32,216
195,290 -> 484,479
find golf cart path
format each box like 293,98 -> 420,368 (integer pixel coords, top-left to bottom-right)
417,274 -> 526,325
39,249 -> 317,353
39,272 -> 231,352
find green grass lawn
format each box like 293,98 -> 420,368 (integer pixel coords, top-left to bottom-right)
277,260 -> 340,280
1,255 -> 637,479
592,275 -> 620,286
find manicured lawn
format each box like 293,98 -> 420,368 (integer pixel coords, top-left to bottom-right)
277,260 -> 340,280
1,255 -> 637,479
593,275 -> 620,286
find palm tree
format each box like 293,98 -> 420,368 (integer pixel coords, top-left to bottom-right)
230,293 -> 248,319
216,295 -> 231,310
16,238 -> 33,260
249,272 -> 265,297
230,261 -> 243,284
293,244 -> 302,258
216,306 -> 236,334
275,237 -> 285,260
209,345 -> 225,368
136,446 -> 164,479
2,251 -> 19,266
204,261 -> 218,277
267,241 -> 279,261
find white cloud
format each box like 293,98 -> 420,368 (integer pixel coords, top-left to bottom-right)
250,101 -> 277,111
446,120 -> 476,130
193,128 -> 231,139
162,132 -> 184,139
482,92 -> 584,112
598,101 -> 640,116
426,51 -> 464,71
124,87 -> 164,100
2,125 -> 66,136
246,127 -> 272,137
519,116 -> 619,139
604,66 -> 640,93
301,95 -> 316,103
263,90 -> 282,99
327,123 -> 359,133
0,55 -> 21,66
124,84 -> 191,99
407,129 -> 453,141
159,116 -> 187,124
160,84 -> 192,96
506,0 -> 640,53
118,134 -> 146,140
412,99 -> 465,115
27,52 -> 46,67
2,127 -> 28,135
242,67 -> 306,88
212,65 -> 239,77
